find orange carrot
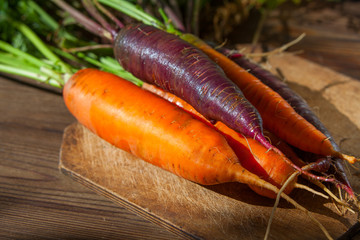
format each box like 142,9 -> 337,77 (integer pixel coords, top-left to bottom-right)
142,82 -> 353,197
142,83 -> 297,198
181,34 -> 356,164
217,123 -> 297,198
63,68 -> 289,193
63,69 -> 331,239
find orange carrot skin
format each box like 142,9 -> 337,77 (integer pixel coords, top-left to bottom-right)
216,123 -> 297,198
265,130 -> 305,167
182,34 -> 336,157
142,83 -> 297,198
63,69 -> 280,191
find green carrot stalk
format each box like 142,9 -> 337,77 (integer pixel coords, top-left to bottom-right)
14,22 -> 72,74
0,41 -> 48,69
98,0 -> 166,30
0,8 -> 142,89
27,0 -> 59,31
0,64 -> 64,88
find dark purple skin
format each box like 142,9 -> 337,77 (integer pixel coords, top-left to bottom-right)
218,47 -> 351,192
114,23 -> 273,150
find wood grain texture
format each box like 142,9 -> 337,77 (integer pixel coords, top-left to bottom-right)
59,52 -> 360,240
1,4 -> 359,238
262,1 -> 360,81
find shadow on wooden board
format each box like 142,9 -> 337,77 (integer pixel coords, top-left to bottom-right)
287,81 -> 360,158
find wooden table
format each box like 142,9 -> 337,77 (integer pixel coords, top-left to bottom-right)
0,77 -> 183,239
1,12 -> 360,240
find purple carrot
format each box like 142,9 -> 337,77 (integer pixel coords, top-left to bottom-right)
114,23 -> 274,149
52,0 -> 275,150
218,47 -> 352,194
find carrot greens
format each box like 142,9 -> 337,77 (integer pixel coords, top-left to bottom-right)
1,2 -> 357,239
0,9 -> 139,89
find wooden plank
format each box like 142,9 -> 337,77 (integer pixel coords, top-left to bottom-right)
262,1 -> 360,80
0,77 -> 179,240
59,53 -> 360,240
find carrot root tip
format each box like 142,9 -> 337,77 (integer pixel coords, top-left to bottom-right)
341,153 -> 358,164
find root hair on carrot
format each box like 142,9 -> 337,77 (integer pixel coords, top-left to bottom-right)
240,133 -> 256,159
309,179 -> 354,214
265,171 -> 300,240
294,183 -> 329,199
268,170 -> 333,240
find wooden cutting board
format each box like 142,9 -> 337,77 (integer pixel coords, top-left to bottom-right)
59,53 -> 360,240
